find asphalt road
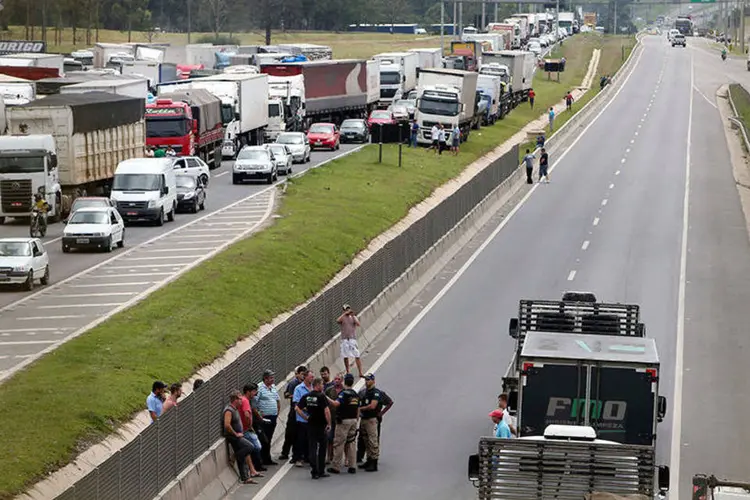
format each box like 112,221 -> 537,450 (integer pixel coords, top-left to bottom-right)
241,36 -> 750,500
0,144 -> 361,380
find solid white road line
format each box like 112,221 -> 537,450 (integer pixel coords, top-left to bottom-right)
92,272 -> 173,278
68,282 -> 154,288
250,38 -> 647,500
37,304 -> 124,309
18,315 -> 89,321
669,47 -> 694,495
0,340 -> 57,346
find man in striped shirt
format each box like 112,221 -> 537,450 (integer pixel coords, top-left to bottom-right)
255,369 -> 281,465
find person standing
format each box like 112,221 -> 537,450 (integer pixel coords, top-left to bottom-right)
338,305 -> 364,378
357,384 -> 393,464
146,381 -> 167,423
292,369 -> 315,467
497,393 -> 518,436
358,373 -> 382,472
410,119 -> 419,148
430,124 -> 439,152
255,369 -> 280,465
223,391 -> 260,484
528,88 -> 535,109
324,373 -> 344,463
489,409 -> 512,438
327,374 -> 360,475
437,124 -> 447,155
280,365 -> 307,461
548,107 -> 555,132
522,149 -> 535,185
451,125 -> 461,155
565,91 -> 574,111
296,378 -> 332,479
539,147 -> 549,183
162,383 -> 182,413
240,384 -> 266,475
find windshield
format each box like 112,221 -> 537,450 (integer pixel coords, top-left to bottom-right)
0,155 -> 45,174
237,149 -> 269,161
0,241 -> 30,257
220,104 -> 234,125
268,145 -> 286,156
269,103 -> 281,117
69,211 -> 109,224
309,124 -> 333,134
380,71 -> 401,85
112,173 -> 162,191
395,100 -> 412,108
176,176 -> 196,189
370,111 -> 390,119
71,199 -> 108,212
276,134 -> 303,145
146,117 -> 190,138
341,121 -> 365,130
418,96 -> 460,116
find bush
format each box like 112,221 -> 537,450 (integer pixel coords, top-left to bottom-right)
195,34 -> 241,45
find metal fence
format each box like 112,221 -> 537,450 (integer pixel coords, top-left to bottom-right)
56,144 -> 519,500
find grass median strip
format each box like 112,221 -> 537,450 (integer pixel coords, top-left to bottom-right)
0,34 -> 615,498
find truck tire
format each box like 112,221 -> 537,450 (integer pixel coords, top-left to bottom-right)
213,147 -> 222,169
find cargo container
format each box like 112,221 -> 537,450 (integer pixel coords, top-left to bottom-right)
415,68 -> 478,145
120,60 -> 178,87
60,79 -> 150,101
408,48 -> 443,71
146,88 -> 224,167
372,52 -> 418,103
476,73 -> 502,124
462,33 -> 506,52
93,43 -> 134,68
487,23 -> 521,49
447,41 -> 481,72
0,74 -> 35,105
277,43 -> 333,61
481,50 -> 536,100
0,53 -> 64,76
7,92 -> 145,198
260,59 -> 377,127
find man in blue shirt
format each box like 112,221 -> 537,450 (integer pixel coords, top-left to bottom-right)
291,369 -> 314,466
489,409 -> 511,438
146,381 -> 167,423
255,369 -> 280,465
280,365 -> 307,461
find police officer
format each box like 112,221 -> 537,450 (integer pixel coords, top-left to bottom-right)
326,373 -> 359,474
357,379 -> 393,466
357,373 -> 389,472
296,378 -> 331,479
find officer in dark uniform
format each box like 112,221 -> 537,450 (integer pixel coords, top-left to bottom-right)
358,373 -> 393,472
357,382 -> 394,465
327,373 -> 360,474
296,378 -> 331,479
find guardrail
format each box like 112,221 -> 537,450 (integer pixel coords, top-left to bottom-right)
55,145 -> 520,500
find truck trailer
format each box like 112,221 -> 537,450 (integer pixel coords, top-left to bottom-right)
120,60 -> 178,88
5,92 -> 145,213
407,48 -> 443,71
59,79 -> 150,101
415,68 -> 478,145
481,50 -> 536,103
0,74 -> 35,106
0,53 -> 64,77
372,52 -> 418,104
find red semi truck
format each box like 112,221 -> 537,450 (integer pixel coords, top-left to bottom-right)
145,88 -> 224,168
260,59 -> 379,128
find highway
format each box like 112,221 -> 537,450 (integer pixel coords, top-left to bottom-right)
238,35 -> 750,500
0,144 -> 361,380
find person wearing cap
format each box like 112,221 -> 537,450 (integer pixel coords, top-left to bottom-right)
357,384 -> 393,465
337,304 -> 364,378
147,381 -> 167,423
490,409 -> 512,438
280,365 -> 307,461
255,369 -> 280,465
327,373 -> 360,475
358,373 -> 382,472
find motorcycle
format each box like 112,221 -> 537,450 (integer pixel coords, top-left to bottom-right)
722,51 -> 727,61
29,208 -> 47,238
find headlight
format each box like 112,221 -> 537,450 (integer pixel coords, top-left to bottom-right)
184,192 -> 194,199
93,232 -> 106,237
147,199 -> 156,208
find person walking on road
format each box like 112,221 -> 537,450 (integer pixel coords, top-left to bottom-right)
523,149 -> 535,185
548,107 -> 555,132
539,147 -> 549,183
292,369 -> 315,467
338,305 -> 364,378
255,369 -> 280,465
358,373 -> 384,472
327,373 -> 360,475
528,88 -> 535,109
280,365 -> 307,461
296,378 -> 332,479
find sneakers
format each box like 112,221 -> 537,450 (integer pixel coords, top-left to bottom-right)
348,467 -> 357,474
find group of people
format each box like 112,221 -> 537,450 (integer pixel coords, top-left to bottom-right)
489,393 -> 518,439
407,119 -> 461,155
522,146 -> 550,184
145,145 -> 176,158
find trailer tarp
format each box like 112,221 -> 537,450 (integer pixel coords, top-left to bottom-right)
159,88 -> 222,135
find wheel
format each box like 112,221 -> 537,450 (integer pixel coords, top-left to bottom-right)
62,244 -> 70,253
167,206 -> 175,222
117,231 -> 125,248
233,174 -> 241,185
191,200 -> 198,213
288,166 -> 292,175
40,266 -> 50,285
306,153 -> 311,163
24,271 -> 34,291
0,216 -> 4,224
156,209 -> 164,226
199,199 -> 205,211
104,236 -> 113,253
267,173 -> 274,184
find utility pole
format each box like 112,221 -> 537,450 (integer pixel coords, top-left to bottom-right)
742,0 -> 746,54
187,0 -> 192,43
614,0 -> 618,35
482,0 -> 486,31
459,1 -> 463,37
495,2 -> 498,23
441,1 -> 445,55
555,0 -> 560,38
453,1 -> 458,40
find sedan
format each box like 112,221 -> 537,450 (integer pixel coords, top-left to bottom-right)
340,119 -> 370,143
233,146 -> 278,184
275,132 -> 311,164
528,42 -> 542,56
0,238 -> 49,290
175,174 -> 206,213
395,98 -> 416,118
62,207 -> 125,253
66,196 -> 117,223
171,156 -> 211,186
266,143 -> 294,175
368,109 -> 396,128
307,123 -> 340,151
390,103 -> 410,122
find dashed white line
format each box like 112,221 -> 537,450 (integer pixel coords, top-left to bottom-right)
601,199 -> 608,206
68,282 -> 154,288
0,340 -> 57,346
630,139 -> 635,144
593,217 -> 600,226
609,183 -> 615,189
567,270 -> 577,281
626,148 -> 630,154
37,304 -> 123,309
215,171 -> 229,177
621,158 -> 626,163
615,170 -> 621,176
581,240 -> 590,250
17,315 -> 89,321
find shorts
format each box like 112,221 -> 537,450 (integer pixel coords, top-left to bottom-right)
341,338 -> 360,359
452,139 -> 459,148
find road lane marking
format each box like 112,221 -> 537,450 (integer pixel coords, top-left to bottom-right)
621,158 -> 626,163
69,282 -> 154,288
37,303 -> 124,309
119,255 -> 204,261
91,272 -> 173,278
567,270 -> 577,281
18,315 -> 89,321
669,46 -> 694,495
145,247 -> 217,253
581,241 -> 590,250
631,139 -> 635,144
609,183 -> 615,189
0,340 -> 57,346
215,171 -> 229,177
693,84 -> 718,109
248,44 -> 647,500
626,148 -> 630,154
601,199 -> 608,206
615,170 -> 620,175
0,328 -> 71,333
593,217 -> 600,226
59,292 -> 136,298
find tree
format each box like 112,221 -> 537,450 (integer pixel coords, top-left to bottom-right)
205,0 -> 227,42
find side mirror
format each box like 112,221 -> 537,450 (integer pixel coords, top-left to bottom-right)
658,465 -> 670,491
508,318 -> 519,339
468,454 -> 480,483
658,396 -> 667,422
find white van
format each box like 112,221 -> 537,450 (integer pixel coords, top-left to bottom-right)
110,158 -> 177,226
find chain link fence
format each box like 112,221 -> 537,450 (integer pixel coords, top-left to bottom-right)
56,144 -> 519,500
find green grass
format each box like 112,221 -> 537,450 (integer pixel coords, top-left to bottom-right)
0,34 -> 622,499
730,83 -> 750,152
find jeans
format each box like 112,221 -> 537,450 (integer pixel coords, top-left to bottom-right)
293,421 -> 309,462
410,133 -> 418,147
228,436 -> 254,481
281,407 -> 296,457
243,431 -> 263,468
260,415 -> 277,463
526,167 -> 533,184
307,425 -> 328,476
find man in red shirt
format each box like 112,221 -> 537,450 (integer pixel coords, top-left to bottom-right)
528,88 -> 535,109
241,384 -> 266,478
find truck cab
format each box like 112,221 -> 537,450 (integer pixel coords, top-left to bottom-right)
378,59 -> 405,103
145,99 -> 195,157
0,134 -> 60,224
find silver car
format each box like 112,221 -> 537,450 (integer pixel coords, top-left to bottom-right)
266,144 -> 294,175
233,146 -> 278,184
275,132 -> 311,164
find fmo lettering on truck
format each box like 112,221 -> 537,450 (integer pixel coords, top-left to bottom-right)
546,397 -> 627,431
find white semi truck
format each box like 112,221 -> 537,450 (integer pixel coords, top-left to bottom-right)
415,68 -> 478,145
372,52 -> 418,104
407,48 -> 443,71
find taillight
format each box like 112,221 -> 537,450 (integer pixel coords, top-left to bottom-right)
522,362 -> 534,372
646,368 -> 658,381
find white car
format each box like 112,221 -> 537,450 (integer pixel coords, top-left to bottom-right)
62,207 -> 125,253
275,132 -> 311,164
0,238 -> 49,290
222,140 -> 237,159
265,143 -> 294,175
528,42 -> 542,56
233,146 -> 278,184
171,156 -> 211,186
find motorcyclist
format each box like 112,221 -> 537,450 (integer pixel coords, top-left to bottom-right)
722,47 -> 728,60
32,193 -> 50,232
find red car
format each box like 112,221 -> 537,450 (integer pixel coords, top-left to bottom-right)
306,123 -> 340,151
368,109 -> 396,128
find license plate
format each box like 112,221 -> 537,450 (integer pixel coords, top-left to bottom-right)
127,212 -> 137,216
76,238 -> 90,244
315,141 -> 322,145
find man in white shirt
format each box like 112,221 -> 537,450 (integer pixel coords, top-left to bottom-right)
498,393 -> 517,436
430,124 -> 440,152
